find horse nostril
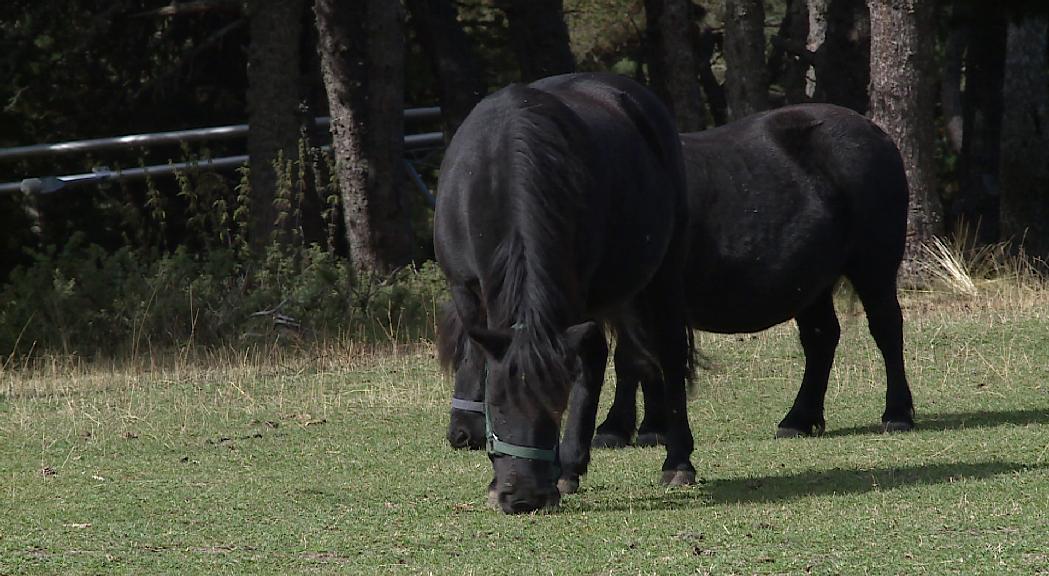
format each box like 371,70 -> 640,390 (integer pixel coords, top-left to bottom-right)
453,430 -> 469,448
448,428 -> 470,449
508,497 -> 539,514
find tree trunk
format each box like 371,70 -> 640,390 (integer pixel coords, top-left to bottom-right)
999,13 -> 1049,261
806,0 -> 829,97
645,0 -> 706,131
495,0 -> 575,81
406,0 -> 485,137
689,2 -> 726,125
723,0 -> 768,120
955,3 -> 1006,244
940,5 -> 967,156
868,0 -> 941,270
315,0 -> 412,279
768,0 -> 810,106
246,0 -> 305,251
814,0 -> 869,113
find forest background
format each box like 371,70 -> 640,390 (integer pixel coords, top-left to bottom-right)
1,0 -> 1047,358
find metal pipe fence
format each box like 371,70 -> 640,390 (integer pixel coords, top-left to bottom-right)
0,107 -> 443,195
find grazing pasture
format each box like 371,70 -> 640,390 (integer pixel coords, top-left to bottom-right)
2,286 -> 1048,575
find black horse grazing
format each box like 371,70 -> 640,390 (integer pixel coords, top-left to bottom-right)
592,103 -> 915,447
434,73 -> 696,514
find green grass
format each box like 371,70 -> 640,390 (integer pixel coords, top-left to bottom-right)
2,287 -> 1048,575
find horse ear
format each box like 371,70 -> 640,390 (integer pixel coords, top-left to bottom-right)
564,321 -> 600,354
467,327 -> 512,361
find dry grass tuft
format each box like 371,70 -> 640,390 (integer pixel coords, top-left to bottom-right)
920,236 -> 979,296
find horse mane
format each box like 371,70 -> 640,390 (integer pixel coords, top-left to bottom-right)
483,85 -> 594,409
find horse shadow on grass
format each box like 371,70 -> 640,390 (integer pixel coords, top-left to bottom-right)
578,460 -> 1043,513
825,407 -> 1049,438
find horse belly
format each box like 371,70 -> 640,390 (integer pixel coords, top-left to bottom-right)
686,271 -> 829,333
684,207 -> 849,333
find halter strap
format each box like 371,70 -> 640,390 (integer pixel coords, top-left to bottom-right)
481,366 -> 560,469
485,404 -> 559,462
450,397 -> 485,413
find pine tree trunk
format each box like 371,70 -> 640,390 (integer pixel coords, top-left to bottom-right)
645,0 -> 706,131
814,0 -> 869,113
806,0 -> 829,97
406,0 -> 485,137
723,0 -> 768,120
940,5 -> 967,156
246,0 -> 305,251
496,0 -> 575,81
767,0 -> 809,106
868,0 -> 941,271
315,0 -> 412,279
999,13 -> 1049,261
956,3 -> 1006,243
690,2 -> 727,125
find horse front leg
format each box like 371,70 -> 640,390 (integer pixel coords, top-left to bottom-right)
645,300 -> 695,486
557,327 -> 609,495
777,289 -> 839,437
636,367 -> 667,447
593,332 -> 641,448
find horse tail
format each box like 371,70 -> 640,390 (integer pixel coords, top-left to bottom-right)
436,300 -> 465,374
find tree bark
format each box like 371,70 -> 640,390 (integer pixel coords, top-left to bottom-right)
806,0 -> 829,97
315,0 -> 412,279
999,13 -> 1049,260
940,5 -> 967,156
645,0 -> 706,131
768,0 -> 809,106
955,3 -> 1006,243
691,3 -> 727,125
868,0 -> 942,270
723,0 -> 768,120
246,0 -> 305,251
406,0 -> 485,137
814,0 -> 869,113
495,0 -> 575,82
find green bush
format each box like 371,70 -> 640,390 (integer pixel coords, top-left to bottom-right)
0,150 -> 448,360
0,236 -> 447,358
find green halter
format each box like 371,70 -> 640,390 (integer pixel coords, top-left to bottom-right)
483,367 -> 561,469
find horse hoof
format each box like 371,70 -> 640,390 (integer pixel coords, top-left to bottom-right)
635,432 -> 664,447
775,427 -> 806,438
592,432 -> 629,449
557,477 -> 580,495
661,469 -> 696,486
882,420 -> 914,433
775,423 -> 824,438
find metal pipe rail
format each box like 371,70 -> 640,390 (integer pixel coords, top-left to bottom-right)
0,131 -> 444,195
0,108 -> 443,195
0,107 -> 441,162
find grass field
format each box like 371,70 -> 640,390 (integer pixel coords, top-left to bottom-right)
2,283 -> 1048,575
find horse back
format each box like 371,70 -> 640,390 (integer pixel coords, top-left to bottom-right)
435,74 -> 687,321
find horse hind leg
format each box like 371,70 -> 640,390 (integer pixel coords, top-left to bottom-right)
850,273 -> 915,432
594,314 -> 666,448
777,289 -> 840,438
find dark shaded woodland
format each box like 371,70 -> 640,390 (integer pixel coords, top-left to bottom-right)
1,0 -> 1047,354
